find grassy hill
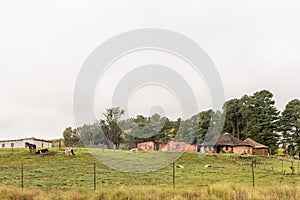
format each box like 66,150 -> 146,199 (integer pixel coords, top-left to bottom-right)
0,148 -> 300,199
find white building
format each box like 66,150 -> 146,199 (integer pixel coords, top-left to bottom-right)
0,137 -> 53,149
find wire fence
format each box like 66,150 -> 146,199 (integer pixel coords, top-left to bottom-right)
238,156 -> 300,174
0,154 -> 300,190
0,163 -> 96,190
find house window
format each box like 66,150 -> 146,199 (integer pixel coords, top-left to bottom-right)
2,144 -> 5,148
225,146 -> 229,151
11,143 -> 14,148
175,144 -> 180,149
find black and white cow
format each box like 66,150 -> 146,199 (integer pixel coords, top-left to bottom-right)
65,147 -> 76,156
25,142 -> 36,152
36,149 -> 49,154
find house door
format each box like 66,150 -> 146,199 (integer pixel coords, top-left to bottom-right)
216,146 -> 221,153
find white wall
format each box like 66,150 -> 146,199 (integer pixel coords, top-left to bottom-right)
0,139 -> 52,148
24,139 -> 52,148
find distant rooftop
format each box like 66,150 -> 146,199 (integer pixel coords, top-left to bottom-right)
243,138 -> 268,149
0,137 -> 51,143
201,132 -> 252,147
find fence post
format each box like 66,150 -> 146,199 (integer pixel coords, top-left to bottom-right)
93,163 -> 96,191
173,162 -> 175,190
298,158 -> 300,175
252,158 -> 255,188
21,163 -> 24,190
291,160 -> 295,175
282,160 -> 283,174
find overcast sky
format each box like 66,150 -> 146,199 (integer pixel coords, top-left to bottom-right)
1,0 -> 300,140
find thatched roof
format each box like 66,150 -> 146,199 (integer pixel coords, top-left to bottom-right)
200,133 -> 251,147
243,138 -> 268,149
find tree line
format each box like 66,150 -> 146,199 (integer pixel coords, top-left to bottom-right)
63,89 -> 300,157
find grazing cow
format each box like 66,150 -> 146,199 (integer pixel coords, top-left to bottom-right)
36,149 -> 48,154
65,147 -> 70,155
25,142 -> 36,152
71,148 -> 75,156
65,147 -> 76,156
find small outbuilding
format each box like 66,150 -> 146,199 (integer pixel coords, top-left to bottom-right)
199,133 -> 252,154
0,137 -> 52,149
137,141 -> 155,151
243,138 -> 269,156
159,141 -> 198,152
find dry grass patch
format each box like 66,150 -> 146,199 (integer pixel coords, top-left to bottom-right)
1,184 -> 300,200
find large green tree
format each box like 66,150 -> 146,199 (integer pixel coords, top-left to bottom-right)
155,117 -> 179,143
77,123 -> 106,147
122,114 -> 176,147
63,127 -> 81,147
196,110 -> 214,143
279,99 -> 300,157
243,90 -> 280,154
101,107 -> 125,149
223,99 -> 244,139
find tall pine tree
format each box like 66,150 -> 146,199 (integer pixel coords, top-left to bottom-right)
223,98 -> 243,139
243,90 -> 279,154
279,99 -> 300,158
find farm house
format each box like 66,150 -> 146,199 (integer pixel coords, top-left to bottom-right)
159,141 -> 198,152
137,141 -> 155,150
243,138 -> 269,156
0,137 -> 52,149
199,133 -> 252,154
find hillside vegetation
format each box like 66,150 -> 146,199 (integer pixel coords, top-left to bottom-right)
65,91 -> 300,158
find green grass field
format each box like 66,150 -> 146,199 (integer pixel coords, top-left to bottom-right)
0,148 -> 300,199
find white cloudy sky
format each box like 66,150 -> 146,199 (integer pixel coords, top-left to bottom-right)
0,0 -> 300,140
